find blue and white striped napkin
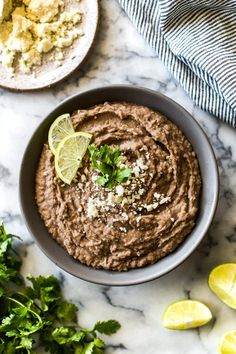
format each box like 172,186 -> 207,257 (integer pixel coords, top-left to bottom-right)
119,0 -> 236,127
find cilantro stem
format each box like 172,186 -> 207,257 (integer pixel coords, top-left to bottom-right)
0,224 -> 121,353
6,296 -> 43,334
15,291 -> 42,311
15,345 -> 30,353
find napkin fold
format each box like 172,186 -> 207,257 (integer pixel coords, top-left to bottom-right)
119,0 -> 236,127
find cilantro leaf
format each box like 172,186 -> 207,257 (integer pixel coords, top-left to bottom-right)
0,224 -> 121,353
19,337 -> 33,350
0,341 -> 17,354
88,144 -> 132,189
0,264 -> 19,286
83,342 -> 95,354
115,167 -> 133,182
95,175 -> 109,187
93,320 -> 121,335
82,338 -> 105,354
26,274 -> 60,311
0,224 -> 22,286
51,327 -> 85,344
93,338 -> 105,348
56,301 -> 78,322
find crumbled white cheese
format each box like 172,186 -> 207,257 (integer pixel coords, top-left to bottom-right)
136,216 -> 142,224
87,198 -> 98,219
133,166 -> 140,177
107,192 -> 115,206
121,212 -> 128,221
86,154 -> 172,219
0,0 -> 83,73
144,202 -> 159,212
159,197 -> 171,205
139,188 -> 145,195
24,0 -> 63,23
142,195 -> 171,212
0,0 -> 12,23
136,158 -> 148,170
115,185 -> 124,197
37,37 -> 54,53
119,227 -> 127,233
95,199 -> 106,208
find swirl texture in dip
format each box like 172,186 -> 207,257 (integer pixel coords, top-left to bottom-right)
36,102 -> 201,271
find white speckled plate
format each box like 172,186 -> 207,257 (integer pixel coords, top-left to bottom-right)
0,0 -> 99,91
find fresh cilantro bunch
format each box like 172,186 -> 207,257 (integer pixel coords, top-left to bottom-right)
88,144 -> 132,189
0,224 -> 121,353
0,224 -> 22,294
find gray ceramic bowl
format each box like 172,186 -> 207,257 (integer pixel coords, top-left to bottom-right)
19,85 -> 219,286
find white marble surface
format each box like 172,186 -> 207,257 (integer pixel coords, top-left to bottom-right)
1,1 -> 236,353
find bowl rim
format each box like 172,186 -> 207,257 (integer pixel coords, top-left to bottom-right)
19,84 -> 219,286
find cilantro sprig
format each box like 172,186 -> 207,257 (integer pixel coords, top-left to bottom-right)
0,224 -> 121,353
88,144 -> 132,189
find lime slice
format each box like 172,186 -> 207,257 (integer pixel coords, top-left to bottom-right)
208,263 -> 236,309
162,300 -> 212,330
55,132 -> 92,184
48,113 -> 75,154
219,330 -> 236,354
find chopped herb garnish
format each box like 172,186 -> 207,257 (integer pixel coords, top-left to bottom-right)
88,144 -> 132,189
0,223 -> 120,353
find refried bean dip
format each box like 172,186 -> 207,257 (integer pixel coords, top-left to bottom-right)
35,102 -> 201,271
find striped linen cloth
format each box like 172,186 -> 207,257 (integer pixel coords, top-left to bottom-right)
118,0 -> 236,127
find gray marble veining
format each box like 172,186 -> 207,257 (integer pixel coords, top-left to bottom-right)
1,0 -> 236,353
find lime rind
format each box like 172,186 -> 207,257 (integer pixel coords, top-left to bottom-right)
48,113 -> 75,154
55,132 -> 92,184
162,300 -> 212,330
218,330 -> 236,354
209,263 -> 236,309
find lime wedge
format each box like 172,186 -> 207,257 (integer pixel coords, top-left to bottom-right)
162,300 -> 212,330
48,113 -> 75,154
55,132 -> 92,184
208,263 -> 236,309
219,330 -> 236,354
